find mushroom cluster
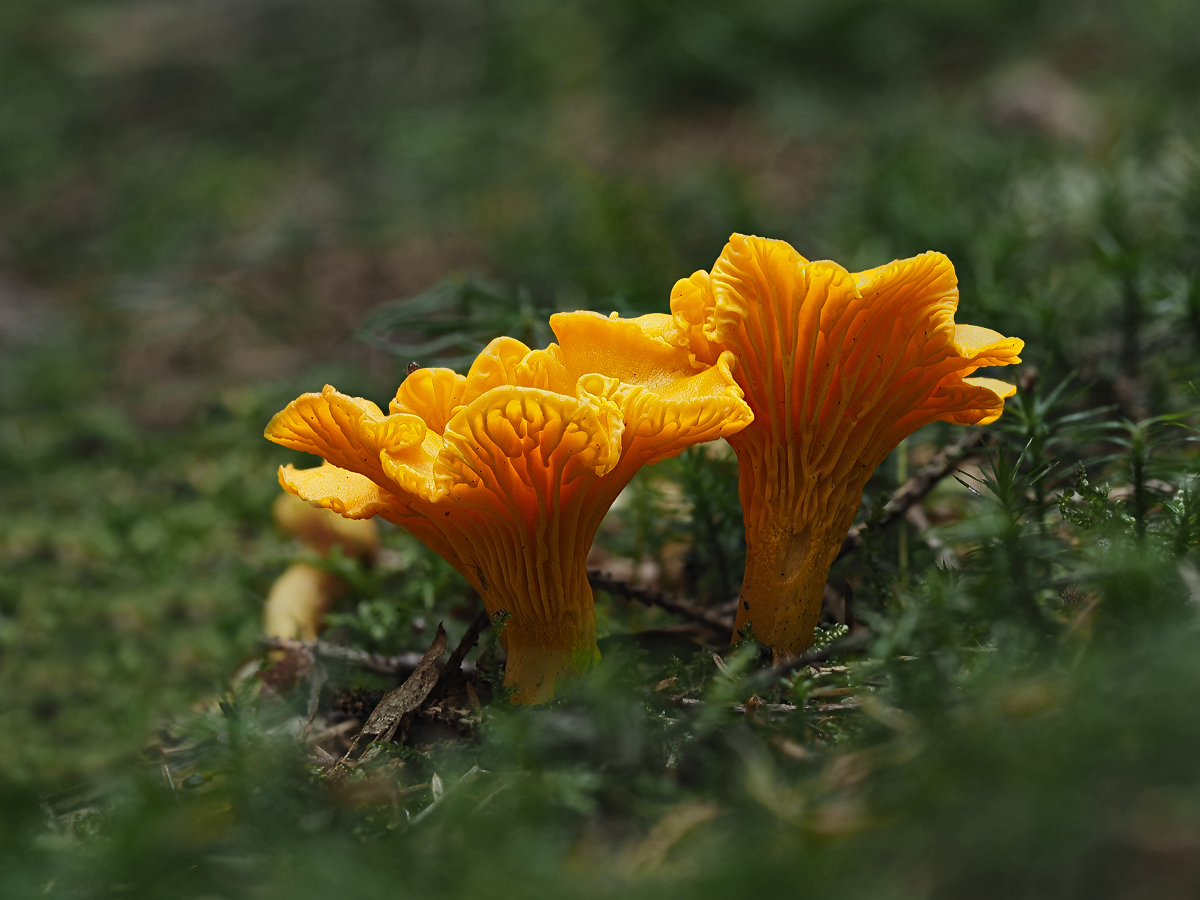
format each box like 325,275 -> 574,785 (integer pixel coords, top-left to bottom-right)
266,312 -> 753,702
266,232 -> 1023,695
668,234 -> 1023,655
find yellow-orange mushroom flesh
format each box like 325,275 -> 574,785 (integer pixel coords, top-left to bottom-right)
263,562 -> 347,642
670,234 -> 1023,655
265,315 -> 753,702
262,494 -> 379,642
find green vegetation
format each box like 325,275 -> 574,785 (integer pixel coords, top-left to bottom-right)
3,0 -> 1200,896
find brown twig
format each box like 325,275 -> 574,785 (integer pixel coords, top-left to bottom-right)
905,504 -> 959,569
674,697 -> 801,714
263,637 -> 425,677
587,571 -> 734,640
749,631 -> 873,689
444,608 -> 491,677
838,429 -> 986,559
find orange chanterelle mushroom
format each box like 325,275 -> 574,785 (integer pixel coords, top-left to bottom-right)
265,312 -> 753,702
669,234 -> 1023,655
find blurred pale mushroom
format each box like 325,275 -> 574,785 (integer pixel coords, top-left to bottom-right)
272,492 -> 379,563
263,493 -> 379,641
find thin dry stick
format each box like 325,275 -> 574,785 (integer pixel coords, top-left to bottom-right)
905,504 -> 959,568
587,571 -> 735,640
749,631 -> 873,690
263,637 -> 425,676
444,608 -> 491,677
837,429 -> 985,558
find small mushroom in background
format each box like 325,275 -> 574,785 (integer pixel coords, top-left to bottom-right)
263,493 -> 379,641
272,492 -> 379,563
670,233 -> 1023,656
264,313 -> 753,702
262,562 -> 345,643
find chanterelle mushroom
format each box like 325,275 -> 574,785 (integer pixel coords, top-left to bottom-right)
265,312 -> 753,702
262,494 -> 379,642
669,234 -> 1023,655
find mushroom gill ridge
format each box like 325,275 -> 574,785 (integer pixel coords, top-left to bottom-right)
670,233 -> 1023,656
266,319 -> 753,703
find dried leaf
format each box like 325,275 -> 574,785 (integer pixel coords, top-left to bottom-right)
332,625 -> 447,772
361,624 -> 447,741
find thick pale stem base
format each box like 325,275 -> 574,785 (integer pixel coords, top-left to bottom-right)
733,522 -> 842,656
501,635 -> 598,704
474,558 -> 599,705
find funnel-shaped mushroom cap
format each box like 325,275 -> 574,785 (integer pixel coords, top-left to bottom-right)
671,234 -> 1023,654
265,317 -> 753,701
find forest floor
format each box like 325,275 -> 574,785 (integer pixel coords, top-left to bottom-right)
3,2 -> 1200,897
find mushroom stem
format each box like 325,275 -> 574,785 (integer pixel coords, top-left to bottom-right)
736,531 -> 830,654
494,570 -> 599,704
378,452 -> 633,704
431,518 -> 601,704
729,439 -> 861,654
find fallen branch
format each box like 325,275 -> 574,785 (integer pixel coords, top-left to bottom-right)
444,608 -> 491,677
905,504 -> 958,568
749,631 -> 873,690
587,571 -> 734,640
263,637 -> 426,677
838,429 -> 985,559
675,697 -> 799,714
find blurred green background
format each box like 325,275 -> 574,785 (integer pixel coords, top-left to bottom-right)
3,0 -> 1200,897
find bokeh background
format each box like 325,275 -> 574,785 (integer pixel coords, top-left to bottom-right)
3,1 -> 1200,897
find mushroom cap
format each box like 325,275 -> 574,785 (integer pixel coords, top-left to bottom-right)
266,316 -> 754,524
669,234 -> 1023,450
